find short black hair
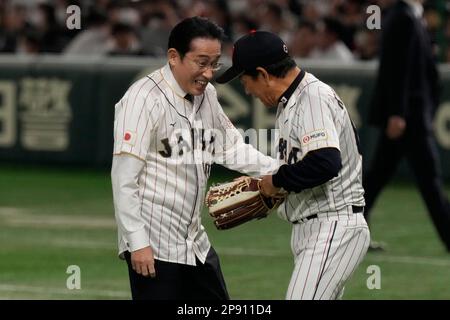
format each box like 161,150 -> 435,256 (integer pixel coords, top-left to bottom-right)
243,56 -> 297,79
168,16 -> 224,58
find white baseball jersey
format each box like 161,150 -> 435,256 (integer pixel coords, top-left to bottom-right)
275,71 -> 365,222
111,64 -> 279,266
274,70 -> 370,300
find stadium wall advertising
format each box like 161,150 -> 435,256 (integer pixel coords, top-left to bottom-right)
0,56 -> 449,180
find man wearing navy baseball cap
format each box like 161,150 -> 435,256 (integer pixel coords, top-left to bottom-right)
216,30 -> 290,84
217,31 -> 370,300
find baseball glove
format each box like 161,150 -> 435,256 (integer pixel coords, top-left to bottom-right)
205,177 -> 285,230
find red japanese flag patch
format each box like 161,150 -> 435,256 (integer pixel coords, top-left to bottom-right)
123,131 -> 137,146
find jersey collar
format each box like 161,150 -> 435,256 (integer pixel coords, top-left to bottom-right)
161,63 -> 192,103
278,68 -> 305,108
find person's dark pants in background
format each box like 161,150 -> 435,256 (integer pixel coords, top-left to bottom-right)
363,127 -> 450,251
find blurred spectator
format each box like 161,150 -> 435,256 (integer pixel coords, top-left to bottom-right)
31,3 -> 67,53
88,0 -> 113,13
205,0 -> 234,41
301,0 -> 332,21
232,14 -> 259,41
0,4 -> 29,52
334,0 -> 365,26
16,30 -> 41,55
289,20 -> 317,58
0,0 -> 446,61
310,17 -> 354,61
331,0 -> 365,50
106,1 -> 140,27
183,0 -> 210,17
258,2 -> 293,43
286,0 -> 303,17
139,0 -> 180,57
107,23 -> 143,56
63,9 -> 110,56
353,28 -> 379,60
226,14 -> 260,56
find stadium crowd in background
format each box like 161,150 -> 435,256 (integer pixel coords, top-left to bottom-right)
0,0 -> 449,62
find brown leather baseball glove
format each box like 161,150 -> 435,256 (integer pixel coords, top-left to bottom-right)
205,176 -> 285,230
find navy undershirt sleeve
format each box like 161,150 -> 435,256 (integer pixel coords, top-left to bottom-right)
272,148 -> 342,193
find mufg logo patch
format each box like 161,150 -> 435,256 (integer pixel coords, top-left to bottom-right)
301,129 -> 327,146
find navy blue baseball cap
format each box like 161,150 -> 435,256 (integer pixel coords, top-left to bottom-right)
216,30 -> 290,84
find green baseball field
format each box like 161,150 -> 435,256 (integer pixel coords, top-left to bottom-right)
0,164 -> 449,299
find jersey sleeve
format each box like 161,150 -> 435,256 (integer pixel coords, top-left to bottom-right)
295,87 -> 340,158
111,154 -> 149,252
211,88 -> 280,175
113,80 -> 162,160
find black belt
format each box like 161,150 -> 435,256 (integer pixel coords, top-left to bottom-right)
292,206 -> 364,224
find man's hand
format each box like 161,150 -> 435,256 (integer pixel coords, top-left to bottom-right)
131,246 -> 155,278
259,175 -> 281,197
386,116 -> 406,139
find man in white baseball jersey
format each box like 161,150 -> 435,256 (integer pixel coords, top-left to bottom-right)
111,17 -> 279,300
216,31 -> 370,300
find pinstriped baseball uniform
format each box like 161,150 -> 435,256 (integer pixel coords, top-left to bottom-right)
111,63 -> 279,266
275,70 -> 370,300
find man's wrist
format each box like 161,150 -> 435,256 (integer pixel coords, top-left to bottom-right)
125,228 -> 150,252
